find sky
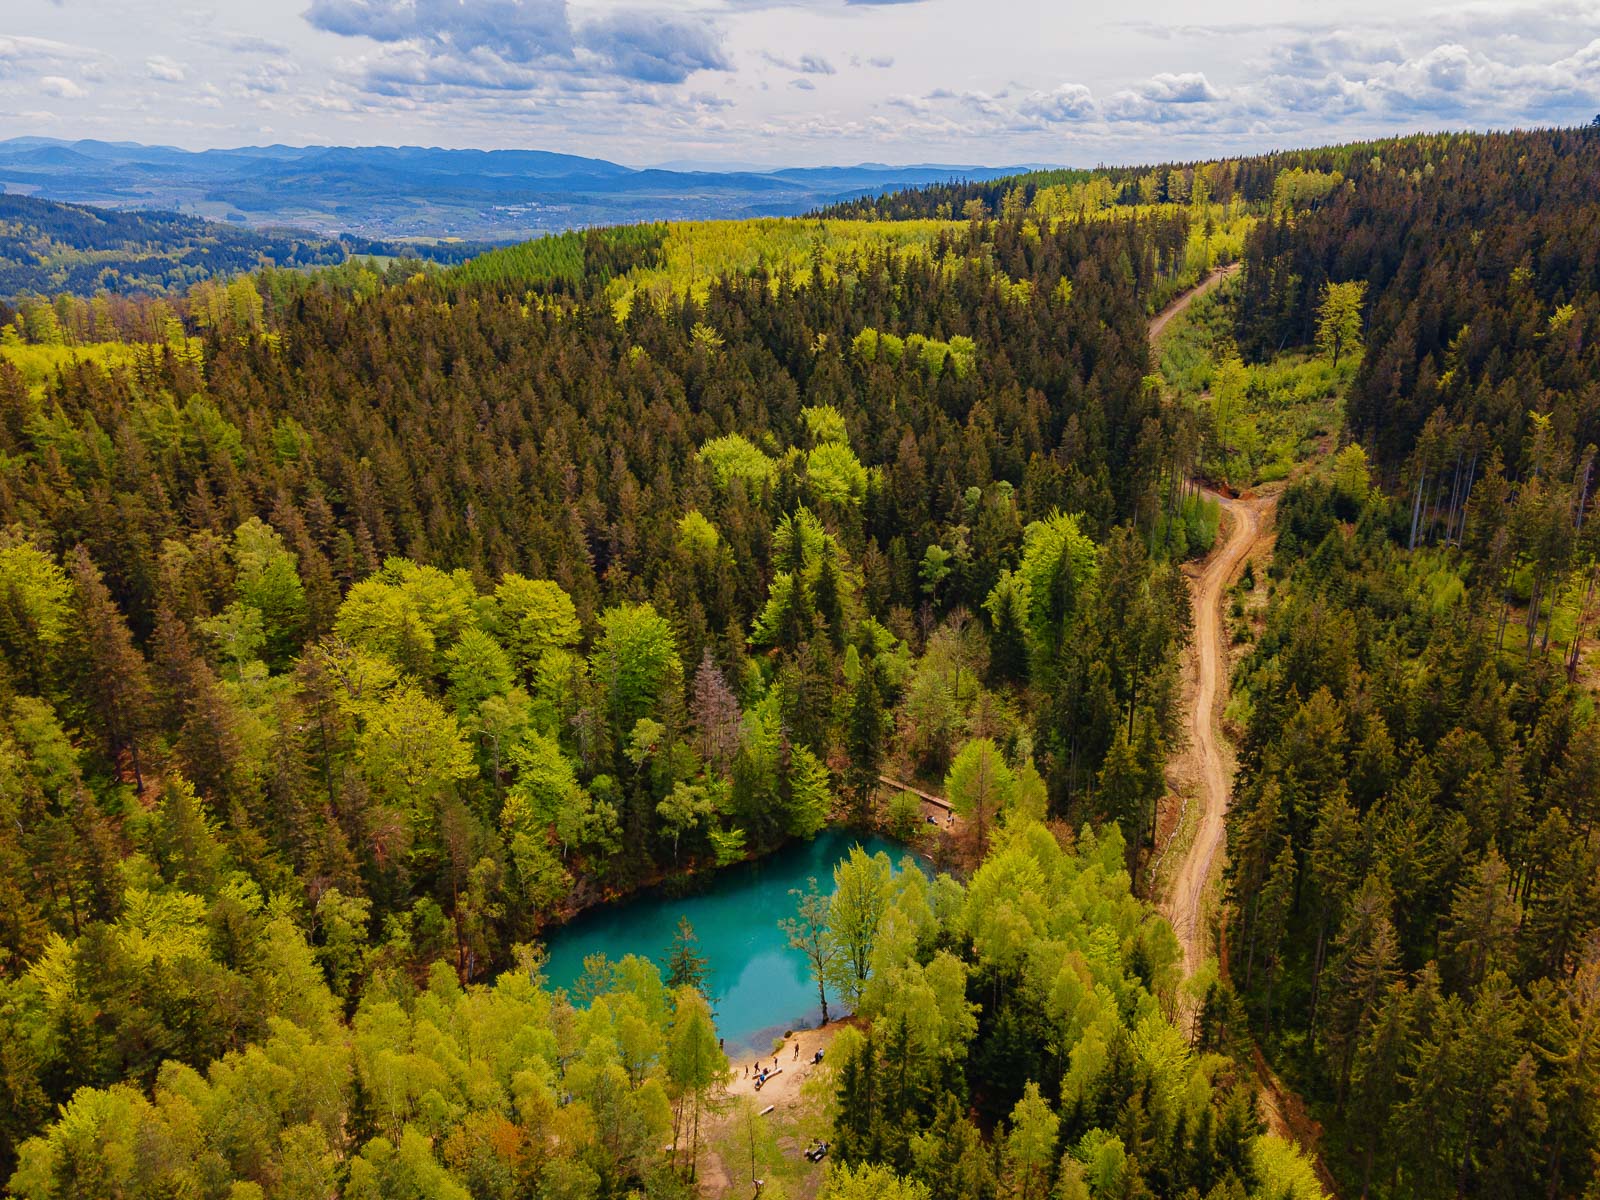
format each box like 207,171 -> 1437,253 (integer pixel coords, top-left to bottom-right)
3,0 -> 1598,168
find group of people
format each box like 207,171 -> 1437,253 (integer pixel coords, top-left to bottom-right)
741,1039 -> 826,1091
744,1053 -> 782,1089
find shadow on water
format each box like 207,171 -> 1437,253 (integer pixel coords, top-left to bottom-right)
541,829 -> 924,1057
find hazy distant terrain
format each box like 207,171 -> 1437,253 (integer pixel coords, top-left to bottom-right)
0,138 -> 1034,241
0,192 -> 505,296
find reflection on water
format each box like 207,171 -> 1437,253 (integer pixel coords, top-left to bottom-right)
541,830 -> 918,1055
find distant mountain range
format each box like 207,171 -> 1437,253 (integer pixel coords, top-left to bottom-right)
0,138 -> 1038,241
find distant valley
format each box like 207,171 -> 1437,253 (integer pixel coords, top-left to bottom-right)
0,192 -> 500,297
0,137 -> 1035,242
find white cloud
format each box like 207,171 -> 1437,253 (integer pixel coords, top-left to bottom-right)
210,32 -> 293,56
579,13 -> 730,84
1,0 -> 1598,165
38,75 -> 87,99
146,55 -> 185,83
762,51 -> 836,75
305,0 -> 728,91
304,0 -> 575,63
1139,71 -> 1221,104
1018,83 -> 1098,124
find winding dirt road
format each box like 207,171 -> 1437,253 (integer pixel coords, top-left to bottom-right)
1148,262 -> 1239,343
1161,490 -> 1268,973
1147,272 -> 1339,1197
1146,260 -> 1265,972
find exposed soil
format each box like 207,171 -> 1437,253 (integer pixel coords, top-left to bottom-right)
722,1020 -> 845,1110
1147,275 -> 1339,1195
697,1020 -> 856,1199
1159,490 -> 1271,974
1148,262 -> 1240,343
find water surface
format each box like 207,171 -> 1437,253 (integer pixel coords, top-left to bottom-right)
542,830 -> 918,1056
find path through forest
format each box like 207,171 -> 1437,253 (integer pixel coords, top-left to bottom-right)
1148,261 -> 1239,342
700,265 -> 1310,1199
1147,261 -> 1270,973
1159,489 -> 1268,974
1148,268 -> 1341,1197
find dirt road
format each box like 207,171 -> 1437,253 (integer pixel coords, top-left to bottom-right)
1145,273 -> 1338,1195
1148,262 -> 1240,344
1161,490 -> 1267,972
1145,258 -> 1262,971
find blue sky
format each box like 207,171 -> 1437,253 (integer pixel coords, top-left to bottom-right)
3,0 -> 1598,166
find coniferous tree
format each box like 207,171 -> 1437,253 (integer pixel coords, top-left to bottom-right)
664,916 -> 709,994
66,546 -> 155,791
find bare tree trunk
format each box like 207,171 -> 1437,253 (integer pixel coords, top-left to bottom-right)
1445,451 -> 1464,546
1454,451 -> 1479,544
1409,472 -> 1426,550
1431,467 -> 1451,546
690,1091 -> 701,1183
1541,575 -> 1562,658
1567,565 -> 1597,681
1575,453 -> 1594,532
1526,571 -> 1545,660
1309,909 -> 1329,1033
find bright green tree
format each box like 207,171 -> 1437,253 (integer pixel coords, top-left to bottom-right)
822,1162 -> 932,1200
493,575 -> 580,674
665,987 -> 726,1182
656,781 -> 715,865
0,533 -> 72,690
1005,1082 -> 1059,1200
357,683 -> 476,848
591,603 -> 679,734
1015,511 -> 1098,675
445,628 -> 515,715
826,846 -> 895,1010
335,559 -> 479,679
945,737 -> 1015,854
231,517 -> 306,667
1316,280 -> 1367,365
781,877 -> 838,1024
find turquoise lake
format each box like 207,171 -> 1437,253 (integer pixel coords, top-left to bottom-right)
542,830 -> 920,1056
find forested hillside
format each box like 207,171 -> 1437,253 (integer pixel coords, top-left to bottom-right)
846,125 -> 1600,1200
1210,127 -> 1600,1200
0,138 -> 1031,241
1,126 -> 1595,1200
0,194 -> 356,297
0,192 -> 510,299
0,164 -> 1275,1196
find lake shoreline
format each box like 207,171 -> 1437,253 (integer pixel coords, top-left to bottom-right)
530,816 -> 931,940
537,827 -> 930,1052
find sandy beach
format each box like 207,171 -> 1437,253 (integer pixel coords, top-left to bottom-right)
722,1019 -> 848,1110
